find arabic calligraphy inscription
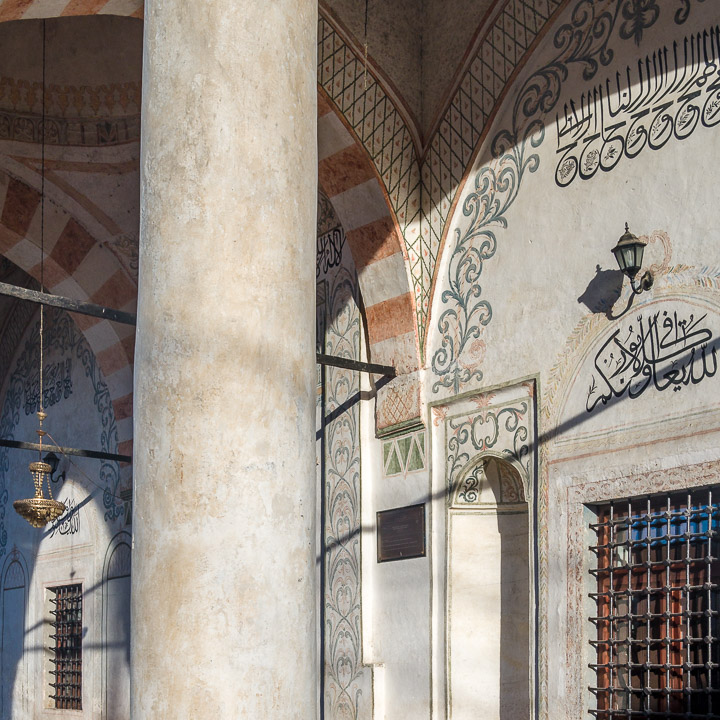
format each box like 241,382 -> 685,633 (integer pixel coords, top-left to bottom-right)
556,25 -> 720,187
586,307 -> 718,412
316,228 -> 344,278
48,496 -> 80,538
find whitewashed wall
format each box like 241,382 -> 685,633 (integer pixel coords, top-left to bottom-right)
0,308 -> 129,720
426,1 -> 720,719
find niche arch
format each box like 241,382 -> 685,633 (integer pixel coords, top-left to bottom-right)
101,531 -> 131,720
447,454 -> 530,720
0,548 -> 28,720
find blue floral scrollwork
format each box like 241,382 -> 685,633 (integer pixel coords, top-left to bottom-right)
619,0 -> 660,45
431,0 -> 663,395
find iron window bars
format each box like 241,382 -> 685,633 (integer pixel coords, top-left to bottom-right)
49,583 -> 82,710
589,486 -> 720,719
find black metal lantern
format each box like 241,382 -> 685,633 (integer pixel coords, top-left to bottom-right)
612,223 -> 653,294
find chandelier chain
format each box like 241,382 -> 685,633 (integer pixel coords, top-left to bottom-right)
39,19 -> 46,416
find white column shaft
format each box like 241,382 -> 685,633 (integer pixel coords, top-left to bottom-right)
132,1 -> 317,716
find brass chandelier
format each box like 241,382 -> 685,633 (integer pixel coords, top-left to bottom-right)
13,20 -> 65,529
13,412 -> 65,528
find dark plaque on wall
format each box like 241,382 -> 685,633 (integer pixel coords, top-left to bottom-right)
376,503 -> 426,563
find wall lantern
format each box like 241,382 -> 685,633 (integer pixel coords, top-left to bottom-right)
612,223 -> 653,294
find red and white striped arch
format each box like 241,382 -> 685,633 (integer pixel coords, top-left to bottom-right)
0,170 -> 135,459
0,0 -> 142,21
0,0 -> 143,461
318,89 -> 419,376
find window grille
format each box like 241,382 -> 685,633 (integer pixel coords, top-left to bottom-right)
49,583 -> 82,710
589,487 -> 720,719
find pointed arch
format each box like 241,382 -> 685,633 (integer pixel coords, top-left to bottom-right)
0,546 -> 28,720
0,171 -> 134,456
101,530 -> 131,720
318,87 -> 419,374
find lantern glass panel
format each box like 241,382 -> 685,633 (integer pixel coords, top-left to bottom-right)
623,246 -> 636,273
613,246 -> 625,270
632,242 -> 644,271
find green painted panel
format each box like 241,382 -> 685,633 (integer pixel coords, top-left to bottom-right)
383,440 -> 393,466
397,436 -> 412,467
407,438 -> 424,472
385,445 -> 402,476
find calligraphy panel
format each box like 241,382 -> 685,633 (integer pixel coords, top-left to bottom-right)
556,297 -> 720,450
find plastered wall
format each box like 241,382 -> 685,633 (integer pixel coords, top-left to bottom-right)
0,307 -> 130,720
424,1 -> 720,718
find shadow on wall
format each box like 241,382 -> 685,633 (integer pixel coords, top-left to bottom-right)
577,265 -> 624,318
316,311 -> 719,719
499,508 -> 530,720
1,502 -> 131,720
0,307 -> 131,720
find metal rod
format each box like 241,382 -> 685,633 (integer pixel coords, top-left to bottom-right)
0,282 -> 137,326
0,283 -> 396,376
316,352 -> 395,377
0,438 -> 131,463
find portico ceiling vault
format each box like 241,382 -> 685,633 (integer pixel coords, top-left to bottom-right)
0,0 -> 564,358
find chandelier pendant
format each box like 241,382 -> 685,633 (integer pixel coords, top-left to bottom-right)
13,411 -> 66,528
13,21 -> 65,529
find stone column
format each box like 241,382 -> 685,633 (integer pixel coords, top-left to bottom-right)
131,1 -> 317,718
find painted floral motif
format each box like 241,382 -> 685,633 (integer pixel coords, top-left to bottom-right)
619,0 -> 660,45
431,0 -> 663,395
322,267 -> 367,720
317,216 -> 370,719
499,462 -> 525,503
446,401 -> 531,493
453,458 -> 525,505
457,464 -> 482,503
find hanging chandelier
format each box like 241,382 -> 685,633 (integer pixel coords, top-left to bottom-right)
13,20 -> 66,529
13,412 -> 65,528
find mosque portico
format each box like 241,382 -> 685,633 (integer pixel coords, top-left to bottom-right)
0,2 -> 719,719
